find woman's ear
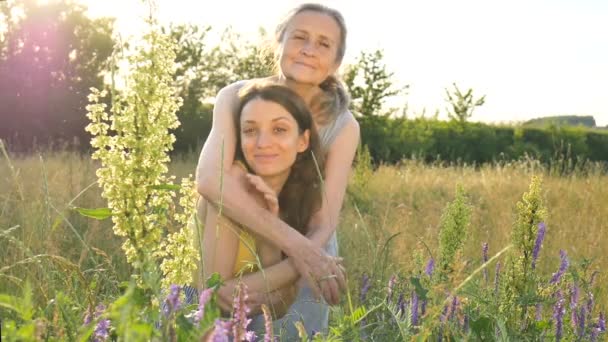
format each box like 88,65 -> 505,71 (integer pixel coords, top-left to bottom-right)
297,129 -> 310,153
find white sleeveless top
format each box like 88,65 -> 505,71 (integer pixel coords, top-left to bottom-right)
317,109 -> 351,153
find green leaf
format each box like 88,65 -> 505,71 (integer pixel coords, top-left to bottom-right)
470,316 -> 493,339
205,273 -> 222,289
72,207 -> 112,220
149,184 -> 181,191
409,277 -> 428,301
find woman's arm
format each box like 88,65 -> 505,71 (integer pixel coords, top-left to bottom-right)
201,196 -> 299,314
200,164 -> 299,316
195,82 -> 344,302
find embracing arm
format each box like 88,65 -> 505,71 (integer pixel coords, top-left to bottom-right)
199,165 -> 299,316
307,114 -> 360,247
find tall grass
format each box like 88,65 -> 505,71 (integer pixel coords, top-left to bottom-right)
1,147 -> 607,338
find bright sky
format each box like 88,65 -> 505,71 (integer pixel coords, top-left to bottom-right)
81,0 -> 608,126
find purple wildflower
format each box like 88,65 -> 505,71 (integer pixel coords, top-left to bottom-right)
600,312 -> 606,332
245,331 -> 256,342
165,284 -> 181,315
449,296 -> 459,321
553,290 -> 565,342
550,250 -> 569,284
411,291 -> 419,326
482,242 -> 489,282
587,295 -> 595,322
396,293 -> 405,316
387,275 -> 397,303
425,258 -> 435,277
232,282 -> 254,342
93,318 -> 111,342
261,304 -> 274,342
578,306 -> 586,338
194,288 -> 213,323
591,328 -> 600,342
570,284 -> 580,308
211,319 -> 231,342
494,262 -> 501,295
83,308 -> 93,326
440,304 -> 449,323
532,222 -> 546,269
360,273 -> 371,302
571,284 -> 580,328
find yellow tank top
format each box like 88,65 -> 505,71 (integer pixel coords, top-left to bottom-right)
230,159 -> 259,276
191,160 -> 259,277
233,230 -> 258,276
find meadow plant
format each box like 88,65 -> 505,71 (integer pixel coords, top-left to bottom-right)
85,15 -> 199,288
437,184 -> 471,279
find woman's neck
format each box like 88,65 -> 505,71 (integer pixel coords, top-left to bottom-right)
261,171 -> 290,195
276,75 -> 319,105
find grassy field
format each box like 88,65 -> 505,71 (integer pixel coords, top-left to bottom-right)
1,150 -> 607,336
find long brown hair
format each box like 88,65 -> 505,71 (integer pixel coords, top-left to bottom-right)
274,3 -> 350,124
234,82 -> 325,234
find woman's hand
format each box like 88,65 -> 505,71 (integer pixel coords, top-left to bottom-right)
245,174 -> 279,216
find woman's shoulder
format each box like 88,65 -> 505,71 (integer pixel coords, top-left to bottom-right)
334,109 -> 360,137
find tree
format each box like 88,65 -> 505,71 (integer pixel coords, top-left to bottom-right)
0,0 -> 115,151
444,83 -> 486,123
166,24 -> 275,152
0,0 -> 114,150
342,49 -> 407,117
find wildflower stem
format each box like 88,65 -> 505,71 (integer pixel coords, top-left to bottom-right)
451,244 -> 513,298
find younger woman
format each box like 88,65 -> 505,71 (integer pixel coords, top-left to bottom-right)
194,81 -> 325,318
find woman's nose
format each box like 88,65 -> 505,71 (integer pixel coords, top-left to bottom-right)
256,132 -> 272,148
300,41 -> 315,56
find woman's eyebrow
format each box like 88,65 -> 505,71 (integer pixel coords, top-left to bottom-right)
293,29 -> 335,44
271,116 -> 293,123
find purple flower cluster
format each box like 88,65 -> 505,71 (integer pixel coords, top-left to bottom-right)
531,222 -> 546,270
211,319 -> 232,342
387,275 -> 397,303
194,288 -> 213,323
261,304 -> 274,342
410,291 -> 419,326
550,250 -> 569,284
482,242 -> 489,282
94,318 -> 111,342
165,284 -> 182,315
494,262 -> 501,295
424,258 -> 435,277
83,304 -> 111,342
553,290 -> 565,342
232,282 -> 255,342
396,293 -> 406,317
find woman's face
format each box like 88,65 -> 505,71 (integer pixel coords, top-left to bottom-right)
278,11 -> 341,86
240,98 -> 310,178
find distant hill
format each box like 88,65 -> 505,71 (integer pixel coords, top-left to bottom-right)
523,115 -> 597,128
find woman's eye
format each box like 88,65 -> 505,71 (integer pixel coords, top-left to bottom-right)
319,41 -> 330,48
274,127 -> 287,133
242,128 -> 256,135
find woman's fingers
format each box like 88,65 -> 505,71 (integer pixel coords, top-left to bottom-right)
246,174 -> 273,194
264,193 -> 279,215
246,174 -> 279,214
